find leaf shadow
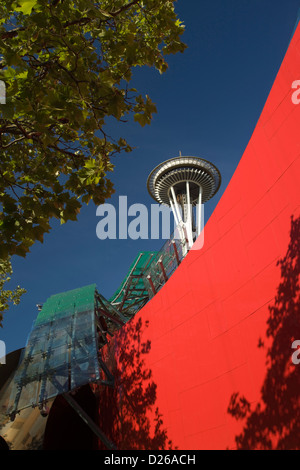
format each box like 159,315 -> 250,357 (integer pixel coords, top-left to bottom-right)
96,317 -> 176,450
228,215 -> 300,449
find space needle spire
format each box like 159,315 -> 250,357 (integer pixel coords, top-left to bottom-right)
147,154 -> 221,252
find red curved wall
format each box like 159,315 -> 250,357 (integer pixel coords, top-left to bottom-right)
100,22 -> 300,450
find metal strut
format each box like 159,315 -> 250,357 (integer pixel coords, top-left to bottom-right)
63,392 -> 117,450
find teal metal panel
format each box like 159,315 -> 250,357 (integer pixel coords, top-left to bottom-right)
7,284 -> 99,416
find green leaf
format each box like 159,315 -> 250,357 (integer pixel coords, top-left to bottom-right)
15,0 -> 39,15
134,112 -> 149,127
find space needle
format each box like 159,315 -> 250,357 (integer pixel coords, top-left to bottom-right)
147,154 -> 221,252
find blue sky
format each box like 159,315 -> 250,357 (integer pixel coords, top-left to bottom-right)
2,0 -> 300,353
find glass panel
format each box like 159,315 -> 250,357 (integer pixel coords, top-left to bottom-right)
70,310 -> 100,389
5,285 -> 102,417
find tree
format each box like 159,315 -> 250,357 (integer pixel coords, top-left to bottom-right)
0,258 -> 26,327
0,0 -> 186,259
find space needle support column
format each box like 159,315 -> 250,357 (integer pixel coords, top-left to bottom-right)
170,185 -> 188,255
185,181 -> 194,249
197,185 -> 203,237
170,186 -> 181,224
169,194 -> 179,226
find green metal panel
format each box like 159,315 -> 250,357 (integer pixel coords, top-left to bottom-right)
109,252 -> 157,301
7,284 -> 99,416
35,283 -> 96,325
109,236 -> 185,315
109,252 -> 158,315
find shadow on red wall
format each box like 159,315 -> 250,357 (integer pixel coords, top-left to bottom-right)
96,317 -> 176,450
228,215 -> 300,449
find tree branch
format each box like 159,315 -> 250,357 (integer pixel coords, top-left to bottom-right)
110,0 -> 141,17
